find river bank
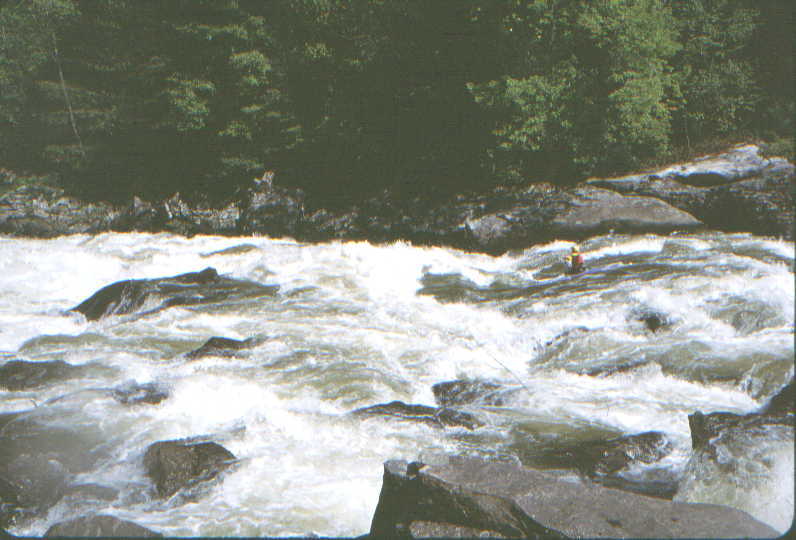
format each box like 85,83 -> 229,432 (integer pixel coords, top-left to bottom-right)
1,144 -> 793,254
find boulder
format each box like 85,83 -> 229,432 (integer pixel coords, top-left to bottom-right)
0,359 -> 87,391
185,336 -> 262,360
368,456 -> 778,538
71,267 -> 278,321
350,401 -> 482,430
549,187 -> 702,238
44,515 -> 161,537
143,439 -> 236,498
111,381 -> 168,405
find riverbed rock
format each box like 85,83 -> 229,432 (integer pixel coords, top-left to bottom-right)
0,359 -> 86,391
143,439 -> 236,498
368,456 -> 778,538
44,514 -> 162,537
71,267 -> 278,321
185,336 -> 262,360
350,401 -> 482,430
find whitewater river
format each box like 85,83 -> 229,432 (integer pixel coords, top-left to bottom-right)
0,231 -> 793,536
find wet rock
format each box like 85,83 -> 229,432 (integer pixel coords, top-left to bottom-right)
630,308 -> 672,332
143,439 -> 236,498
62,483 -> 119,502
185,336 -> 262,360
350,401 -> 482,430
0,360 -> 85,391
111,381 -> 168,405
44,514 -> 162,537
369,456 -> 778,539
0,453 -> 69,528
431,380 -> 506,407
71,267 -> 278,321
563,431 -> 673,478
688,377 -> 794,456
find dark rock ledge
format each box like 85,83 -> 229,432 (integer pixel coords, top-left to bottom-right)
366,455 -> 779,539
1,144 -> 791,253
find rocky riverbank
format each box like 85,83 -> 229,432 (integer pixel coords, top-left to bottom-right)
1,144 -> 792,253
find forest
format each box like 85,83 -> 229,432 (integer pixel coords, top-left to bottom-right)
0,0 -> 792,207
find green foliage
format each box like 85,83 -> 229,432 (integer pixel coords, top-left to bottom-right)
0,0 -> 791,203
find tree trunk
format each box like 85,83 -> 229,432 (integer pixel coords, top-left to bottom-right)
51,30 -> 84,157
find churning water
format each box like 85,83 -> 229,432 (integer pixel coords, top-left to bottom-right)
0,231 -> 793,536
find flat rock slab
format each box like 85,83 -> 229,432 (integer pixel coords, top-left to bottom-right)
550,187 -> 702,236
369,456 -> 779,538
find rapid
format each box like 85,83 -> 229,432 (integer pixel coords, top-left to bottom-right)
0,230 -> 793,536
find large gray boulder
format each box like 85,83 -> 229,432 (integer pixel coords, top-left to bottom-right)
368,456 -> 778,538
44,515 -> 161,537
549,187 -> 702,237
71,267 -> 278,321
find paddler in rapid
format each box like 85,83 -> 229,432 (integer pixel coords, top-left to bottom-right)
568,245 -> 585,274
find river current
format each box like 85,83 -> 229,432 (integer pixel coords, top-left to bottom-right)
0,231 -> 793,536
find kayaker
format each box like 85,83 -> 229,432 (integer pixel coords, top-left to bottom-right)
568,245 -> 585,274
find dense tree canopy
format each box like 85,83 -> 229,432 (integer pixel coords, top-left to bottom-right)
0,0 -> 792,204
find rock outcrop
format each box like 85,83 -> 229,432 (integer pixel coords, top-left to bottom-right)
350,400 -> 483,430
44,514 -> 162,538
368,456 -> 779,538
587,144 -> 794,239
71,267 -> 278,321
143,439 -> 236,498
0,144 -> 791,251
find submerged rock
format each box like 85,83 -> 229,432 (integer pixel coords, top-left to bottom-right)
431,379 -> 507,407
687,377 -> 794,457
368,456 -> 778,538
0,359 -> 85,391
44,514 -> 162,537
71,267 -> 278,321
143,439 -> 236,498
111,381 -> 168,406
185,336 -> 262,360
350,400 -> 482,430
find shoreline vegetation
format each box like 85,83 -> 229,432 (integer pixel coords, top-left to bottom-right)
1,1 -> 793,210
